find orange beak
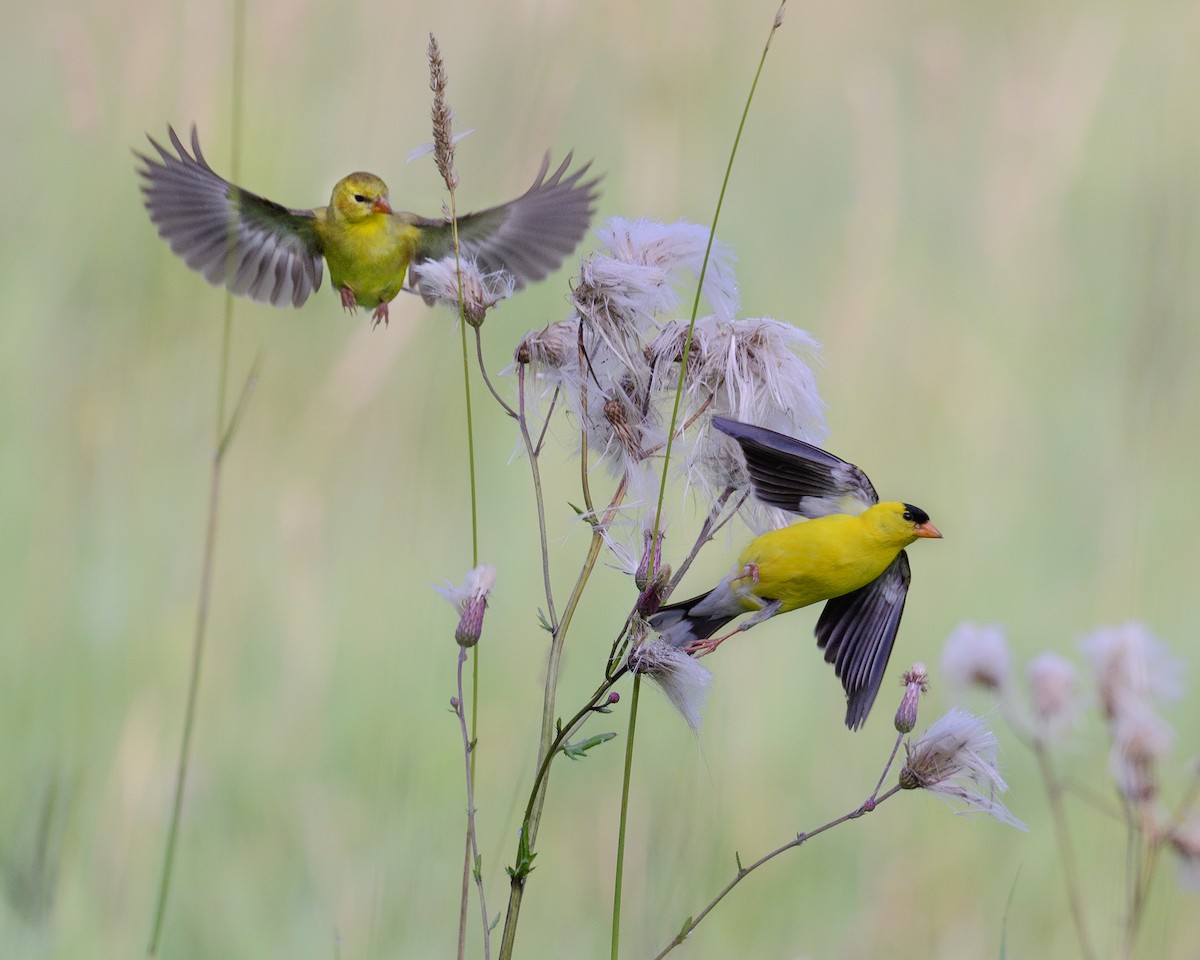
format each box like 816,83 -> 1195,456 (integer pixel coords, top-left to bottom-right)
915,521 -> 943,539
371,196 -> 393,214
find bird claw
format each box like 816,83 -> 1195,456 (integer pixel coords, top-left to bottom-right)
339,287 -> 358,314
370,302 -> 390,329
683,636 -> 726,658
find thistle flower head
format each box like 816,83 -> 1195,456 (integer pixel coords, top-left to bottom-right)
1080,622 -> 1182,721
435,564 -> 497,647
582,218 -> 739,326
900,708 -> 1025,829
1108,698 -> 1173,802
628,638 -> 713,731
894,662 -> 930,733
653,316 -> 827,531
1025,651 -> 1078,739
941,621 -> 1012,693
410,256 -> 516,326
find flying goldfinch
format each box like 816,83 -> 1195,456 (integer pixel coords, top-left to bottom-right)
137,126 -> 599,326
650,417 -> 942,729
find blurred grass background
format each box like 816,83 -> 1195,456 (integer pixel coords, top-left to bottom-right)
3,0 -> 1199,956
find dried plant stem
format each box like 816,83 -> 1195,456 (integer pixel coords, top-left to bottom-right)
147,5 -> 249,952
455,646 -> 490,960
1121,801 -> 1162,960
653,784 -> 902,960
1031,738 -> 1096,960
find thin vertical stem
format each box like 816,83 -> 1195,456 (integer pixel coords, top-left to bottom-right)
1032,739 -> 1095,960
610,675 -> 642,960
456,646 -> 491,960
146,4 -> 246,954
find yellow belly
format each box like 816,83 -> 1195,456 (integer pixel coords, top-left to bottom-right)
735,514 -> 899,614
318,216 -> 421,308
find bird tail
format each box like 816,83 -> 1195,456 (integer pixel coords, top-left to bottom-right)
648,594 -> 739,648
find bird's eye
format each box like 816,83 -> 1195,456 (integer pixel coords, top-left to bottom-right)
353,194 -> 368,203
902,509 -> 914,521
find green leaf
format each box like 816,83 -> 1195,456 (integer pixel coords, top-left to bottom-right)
562,731 -> 617,760
506,829 -> 537,882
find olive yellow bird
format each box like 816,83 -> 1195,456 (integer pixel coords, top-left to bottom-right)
137,126 -> 599,326
650,417 -> 942,729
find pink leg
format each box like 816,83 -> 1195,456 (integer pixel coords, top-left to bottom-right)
339,287 -> 358,313
371,302 -> 390,329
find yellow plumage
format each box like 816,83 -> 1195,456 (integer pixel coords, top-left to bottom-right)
313,174 -> 423,311
137,126 -> 599,326
733,504 -> 925,614
649,418 -> 942,729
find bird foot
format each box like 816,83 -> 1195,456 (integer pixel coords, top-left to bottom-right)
684,634 -> 730,658
370,302 -> 390,329
339,286 -> 358,314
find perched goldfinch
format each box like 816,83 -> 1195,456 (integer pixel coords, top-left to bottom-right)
137,126 -> 599,326
650,417 -> 942,729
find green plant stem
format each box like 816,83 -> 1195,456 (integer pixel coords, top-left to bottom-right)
1031,738 -> 1095,960
497,665 -> 628,960
610,675 -> 642,960
653,785 -> 901,960
147,8 -> 246,952
650,0 -> 788,550
456,645 -> 490,960
445,188 -> 486,960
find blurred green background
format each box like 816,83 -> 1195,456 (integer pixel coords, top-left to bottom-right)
3,0 -> 1199,956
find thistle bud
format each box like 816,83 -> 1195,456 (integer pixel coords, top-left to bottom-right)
435,564 -> 497,647
894,662 -> 929,733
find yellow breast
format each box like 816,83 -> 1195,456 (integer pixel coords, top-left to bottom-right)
316,214 -> 422,309
734,512 -> 904,614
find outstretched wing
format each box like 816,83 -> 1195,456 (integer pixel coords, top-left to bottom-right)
410,152 -> 599,287
137,126 -> 324,308
712,417 -> 879,517
815,552 -> 910,730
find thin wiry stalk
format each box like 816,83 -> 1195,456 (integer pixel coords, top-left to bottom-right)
1031,738 -> 1096,960
498,484 -> 630,960
653,785 -> 903,960
620,10 -> 790,959
650,0 -> 789,548
610,675 -> 642,960
473,328 -> 519,420
868,730 -> 907,803
513,362 -> 558,629
664,487 -> 745,596
455,646 -> 490,960
425,35 -> 485,958
1119,797 -> 1140,960
147,4 -> 248,953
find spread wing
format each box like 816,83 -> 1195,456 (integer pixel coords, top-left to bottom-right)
815,552 -> 910,730
712,417 -> 879,517
410,152 -> 599,288
137,126 -> 324,308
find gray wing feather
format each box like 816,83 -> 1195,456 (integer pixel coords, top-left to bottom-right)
712,417 -> 879,517
815,552 -> 911,730
137,126 -> 324,308
411,152 -> 600,288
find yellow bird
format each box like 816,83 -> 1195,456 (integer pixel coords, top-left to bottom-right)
137,126 -> 599,326
650,417 -> 942,729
